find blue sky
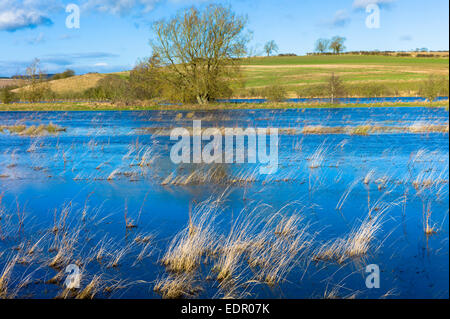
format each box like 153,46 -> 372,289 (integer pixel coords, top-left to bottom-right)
0,0 -> 448,77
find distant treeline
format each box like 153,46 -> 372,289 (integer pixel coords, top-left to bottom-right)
10,69 -> 75,81
307,50 -> 449,58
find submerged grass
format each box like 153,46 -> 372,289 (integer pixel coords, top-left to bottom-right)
0,255 -> 17,298
302,124 -> 449,135
161,197 -> 224,273
314,200 -> 394,264
155,197 -> 318,298
154,273 -> 202,299
0,123 -> 66,136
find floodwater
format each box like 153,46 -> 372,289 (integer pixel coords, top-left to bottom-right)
0,107 -> 448,299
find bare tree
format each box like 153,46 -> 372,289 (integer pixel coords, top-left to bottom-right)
21,58 -> 51,102
326,73 -> 346,104
330,36 -> 346,55
315,38 -> 330,54
151,4 -> 249,104
264,40 -> 278,57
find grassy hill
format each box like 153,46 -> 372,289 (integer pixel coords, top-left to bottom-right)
12,54 -> 449,98
11,73 -> 105,95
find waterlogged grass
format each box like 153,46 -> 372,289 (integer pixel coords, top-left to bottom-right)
0,100 -> 448,111
0,108 -> 448,299
0,123 -> 66,136
301,124 -> 449,135
0,186 -> 433,299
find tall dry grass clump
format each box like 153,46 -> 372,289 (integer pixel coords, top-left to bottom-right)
48,229 -> 80,269
0,255 -> 18,298
76,275 -> 102,299
248,209 -> 314,286
308,142 -> 328,169
213,205 -> 268,282
214,203 -> 315,286
161,196 -> 226,273
314,200 -> 393,263
154,273 -> 202,299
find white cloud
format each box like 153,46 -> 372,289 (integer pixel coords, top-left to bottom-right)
353,0 -> 396,10
0,9 -> 50,31
0,0 -> 58,31
94,62 -> 108,66
82,0 -> 161,15
81,0 -> 212,16
331,9 -> 350,27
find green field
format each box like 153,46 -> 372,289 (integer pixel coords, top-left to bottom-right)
239,55 -> 449,97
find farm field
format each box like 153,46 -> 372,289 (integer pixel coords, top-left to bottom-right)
239,55 -> 449,96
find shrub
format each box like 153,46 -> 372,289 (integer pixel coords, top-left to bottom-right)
84,75 -> 132,103
419,75 -> 442,102
347,83 -> 393,97
129,56 -> 162,100
20,82 -> 53,102
438,77 -> 449,97
51,69 -> 75,80
296,85 -> 326,98
0,87 -> 18,104
262,85 -> 287,102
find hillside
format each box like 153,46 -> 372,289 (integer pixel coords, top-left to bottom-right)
11,73 -> 106,95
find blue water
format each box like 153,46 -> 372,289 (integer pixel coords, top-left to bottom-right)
0,107 -> 448,299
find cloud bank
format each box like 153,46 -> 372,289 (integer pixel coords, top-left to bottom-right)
0,0 -> 54,32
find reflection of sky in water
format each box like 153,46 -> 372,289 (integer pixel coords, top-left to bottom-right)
0,107 -> 448,299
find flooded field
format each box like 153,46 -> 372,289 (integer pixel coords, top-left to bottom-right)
0,107 -> 448,299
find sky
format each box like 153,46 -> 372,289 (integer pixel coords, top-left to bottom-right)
0,0 -> 448,77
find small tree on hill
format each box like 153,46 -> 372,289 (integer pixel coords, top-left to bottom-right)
315,38 -> 330,54
21,58 -> 52,102
264,40 -> 279,57
330,36 -> 346,55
